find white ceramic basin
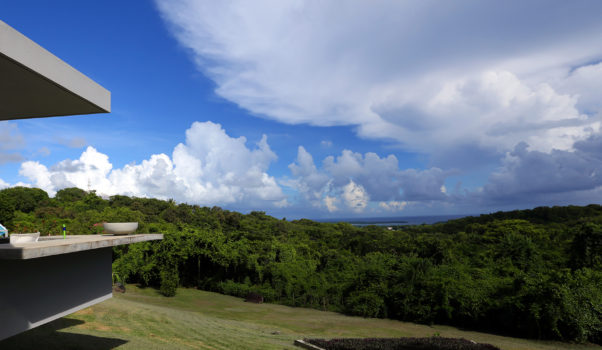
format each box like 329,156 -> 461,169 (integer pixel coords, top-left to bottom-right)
103,222 -> 138,235
10,232 -> 40,244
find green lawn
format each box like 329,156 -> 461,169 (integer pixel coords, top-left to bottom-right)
2,285 -> 600,350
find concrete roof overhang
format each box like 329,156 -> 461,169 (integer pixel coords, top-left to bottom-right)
0,20 -> 110,120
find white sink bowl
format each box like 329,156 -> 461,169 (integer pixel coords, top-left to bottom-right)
103,222 -> 138,235
10,232 -> 40,243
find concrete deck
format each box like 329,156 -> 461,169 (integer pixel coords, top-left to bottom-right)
0,234 -> 163,260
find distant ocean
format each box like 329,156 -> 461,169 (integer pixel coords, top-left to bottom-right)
316,214 -> 469,227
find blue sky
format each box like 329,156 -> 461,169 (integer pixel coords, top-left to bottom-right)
2,1 -> 602,219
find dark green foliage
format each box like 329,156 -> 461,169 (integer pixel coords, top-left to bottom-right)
219,279 -> 251,298
510,268 -> 602,342
0,186 -> 49,214
570,222 -> 602,269
159,264 -> 179,297
109,195 -> 133,207
0,191 -> 16,223
3,187 -> 601,343
345,291 -> 386,318
55,187 -> 87,203
305,337 -> 501,350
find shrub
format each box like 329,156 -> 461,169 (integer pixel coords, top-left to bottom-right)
345,291 -> 385,318
159,265 -> 179,297
219,280 -> 250,298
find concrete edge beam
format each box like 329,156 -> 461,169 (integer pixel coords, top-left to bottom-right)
0,20 -> 111,115
0,234 -> 163,260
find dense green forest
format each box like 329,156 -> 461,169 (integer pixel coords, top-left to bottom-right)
1,186 -> 600,344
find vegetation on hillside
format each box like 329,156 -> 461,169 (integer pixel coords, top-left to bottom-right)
1,186 -> 600,344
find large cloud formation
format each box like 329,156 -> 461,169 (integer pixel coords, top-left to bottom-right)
155,1 -> 602,164
15,121 -> 450,215
480,135 -> 602,205
19,122 -> 287,209
11,2 -> 602,217
150,0 -> 602,214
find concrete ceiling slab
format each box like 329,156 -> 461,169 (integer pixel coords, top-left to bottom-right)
0,20 -> 110,120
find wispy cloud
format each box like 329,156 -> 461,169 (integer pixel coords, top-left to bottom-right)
58,137 -> 87,148
0,122 -> 24,164
320,140 -> 332,148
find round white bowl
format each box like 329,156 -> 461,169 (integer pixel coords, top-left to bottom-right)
10,232 -> 40,244
103,222 -> 138,235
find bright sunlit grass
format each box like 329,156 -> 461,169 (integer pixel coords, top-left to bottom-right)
1,285 -> 600,350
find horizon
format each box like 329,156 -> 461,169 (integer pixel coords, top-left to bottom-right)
1,1 -> 602,218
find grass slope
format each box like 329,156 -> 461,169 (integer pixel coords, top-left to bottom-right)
2,286 -> 600,350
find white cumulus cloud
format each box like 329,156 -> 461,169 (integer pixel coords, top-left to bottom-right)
18,121 -> 286,209
342,181 -> 369,213
285,147 -> 450,214
379,201 -> 408,212
324,196 -> 339,213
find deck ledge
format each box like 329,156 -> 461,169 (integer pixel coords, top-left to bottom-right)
0,234 -> 163,260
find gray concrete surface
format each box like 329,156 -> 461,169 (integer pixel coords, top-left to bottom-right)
0,20 -> 110,120
0,234 -> 163,260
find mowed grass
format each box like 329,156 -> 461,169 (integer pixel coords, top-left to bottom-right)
2,285 -> 600,350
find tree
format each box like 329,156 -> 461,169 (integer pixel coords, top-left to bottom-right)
0,186 -> 49,213
571,222 -> 602,269
55,187 -> 87,203
0,191 -> 15,224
